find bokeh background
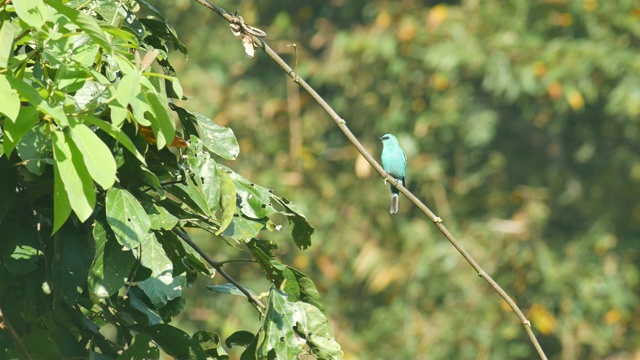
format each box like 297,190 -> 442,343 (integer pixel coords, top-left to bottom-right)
151,1 -> 640,359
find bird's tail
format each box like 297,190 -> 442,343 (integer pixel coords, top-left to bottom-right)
389,181 -> 402,214
390,193 -> 399,214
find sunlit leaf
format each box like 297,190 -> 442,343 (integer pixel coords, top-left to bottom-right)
13,0 -> 46,28
52,130 -> 96,222
0,13 -> 16,68
44,0 -> 113,53
82,115 -> 146,164
138,232 -> 185,308
0,74 -> 20,122
257,289 -> 306,359
70,122 -> 117,189
142,85 -> 175,149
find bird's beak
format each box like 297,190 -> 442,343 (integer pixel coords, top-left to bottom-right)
378,136 -> 383,141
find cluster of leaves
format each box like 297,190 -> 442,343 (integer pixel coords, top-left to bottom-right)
0,0 -> 341,359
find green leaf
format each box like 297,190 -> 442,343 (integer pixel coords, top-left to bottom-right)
192,330 -> 229,359
138,232 -> 185,308
145,324 -> 208,360
142,85 -> 175,149
116,72 -> 141,106
6,74 -> 69,127
145,202 -> 179,230
226,170 -> 276,219
274,196 -> 314,250
13,0 -> 47,28
100,24 -> 140,47
216,171 -> 236,235
89,217 -> 136,299
69,122 -> 117,189
55,63 -> 88,91
127,286 -> 163,325
0,12 -> 16,68
22,330 -> 61,359
258,289 -> 306,359
118,333 -> 160,360
290,268 -> 326,315
105,187 -> 150,249
52,225 -> 96,304
170,182 -> 212,218
136,12 -> 187,55
225,330 -> 255,348
2,225 -> 39,275
108,99 -> 128,128
223,216 -> 265,243
192,112 -> 239,160
3,105 -> 39,156
152,229 -> 211,280
52,130 -> 96,222
207,283 -> 257,298
15,122 -> 49,176
0,74 -> 20,121
82,115 -> 146,164
52,153 -> 72,233
169,77 -> 183,99
44,0 -> 113,53
295,304 -> 343,360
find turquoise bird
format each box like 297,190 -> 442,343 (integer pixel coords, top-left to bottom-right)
379,134 -> 407,214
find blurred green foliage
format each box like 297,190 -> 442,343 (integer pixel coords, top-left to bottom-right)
156,0 -> 640,359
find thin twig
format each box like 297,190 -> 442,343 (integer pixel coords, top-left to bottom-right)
173,227 -> 266,313
0,308 -> 32,360
192,2 -> 548,359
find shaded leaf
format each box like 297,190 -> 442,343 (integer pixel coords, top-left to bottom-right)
105,187 -> 150,249
3,104 -> 38,156
274,196 -> 314,250
89,218 -> 136,298
52,226 -> 96,304
146,324 -> 207,360
193,330 -> 229,359
225,330 -> 255,348
118,333 -> 159,360
16,122 -> 49,176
